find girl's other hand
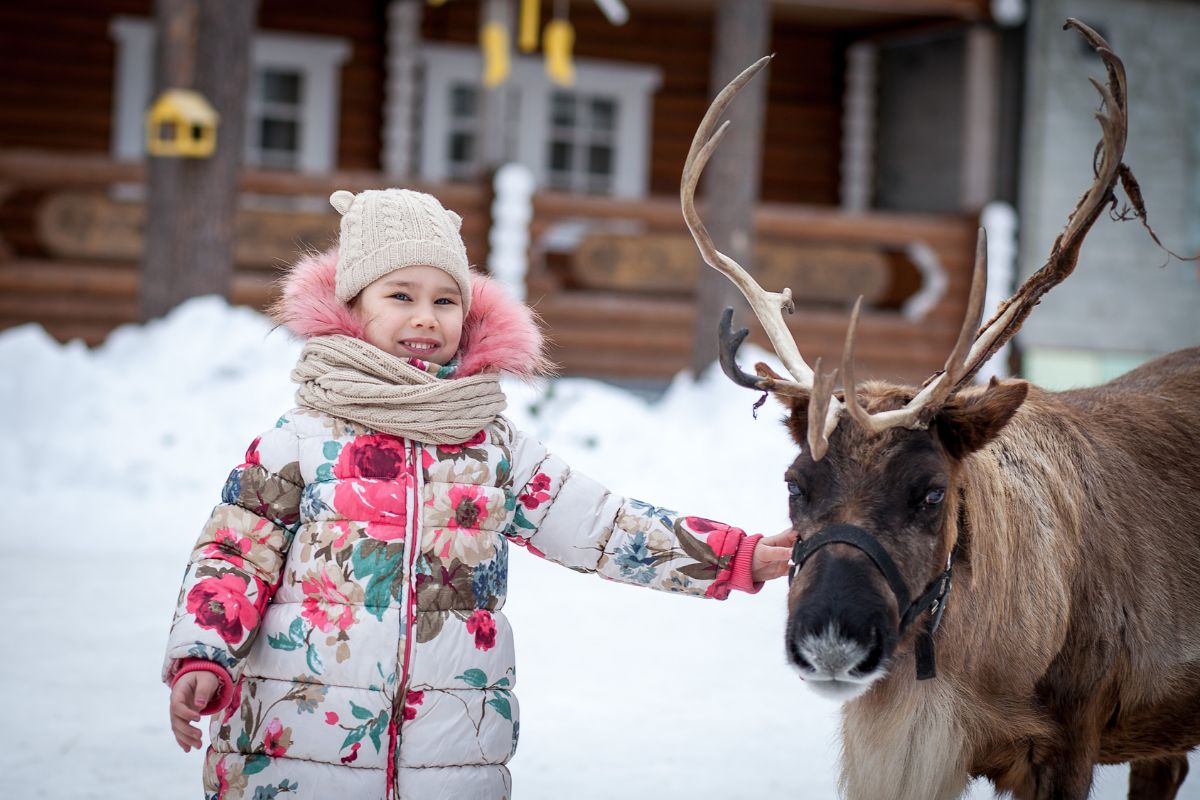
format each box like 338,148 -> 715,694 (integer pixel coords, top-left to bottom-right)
751,527 -> 798,582
169,670 -> 221,753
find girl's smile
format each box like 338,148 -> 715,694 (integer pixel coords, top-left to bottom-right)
398,338 -> 441,354
354,265 -> 465,365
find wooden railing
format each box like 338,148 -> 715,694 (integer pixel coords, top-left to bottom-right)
528,190 -> 979,384
0,150 -> 491,344
0,149 -> 979,386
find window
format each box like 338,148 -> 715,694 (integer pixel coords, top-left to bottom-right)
249,68 -> 304,169
109,17 -> 351,174
413,44 -> 660,198
445,83 -> 482,180
546,92 -> 617,194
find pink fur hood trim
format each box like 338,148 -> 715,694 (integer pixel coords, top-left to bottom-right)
269,248 -> 550,378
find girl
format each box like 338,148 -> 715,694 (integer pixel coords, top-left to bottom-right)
164,188 -> 794,800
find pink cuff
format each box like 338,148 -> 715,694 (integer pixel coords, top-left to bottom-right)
729,533 -> 765,595
171,659 -> 236,715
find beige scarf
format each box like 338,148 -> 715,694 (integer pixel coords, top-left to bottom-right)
292,335 -> 507,444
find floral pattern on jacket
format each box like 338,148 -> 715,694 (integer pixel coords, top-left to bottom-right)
164,249 -> 757,799
164,405 -> 754,800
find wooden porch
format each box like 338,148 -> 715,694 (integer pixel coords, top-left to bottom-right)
0,149 -> 977,386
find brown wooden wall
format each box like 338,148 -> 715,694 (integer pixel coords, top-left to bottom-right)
0,3 -> 136,152
421,1 -> 844,205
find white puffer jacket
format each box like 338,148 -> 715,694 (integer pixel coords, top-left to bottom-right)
163,249 -> 762,800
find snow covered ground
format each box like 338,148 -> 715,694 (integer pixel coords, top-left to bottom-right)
0,297 -> 1193,799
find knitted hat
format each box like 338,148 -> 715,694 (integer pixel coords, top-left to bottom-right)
330,188 -> 472,313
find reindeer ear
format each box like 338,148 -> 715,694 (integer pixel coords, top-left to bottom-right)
935,378 -> 1029,460
781,394 -> 812,449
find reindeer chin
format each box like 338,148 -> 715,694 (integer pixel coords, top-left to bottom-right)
801,674 -> 879,703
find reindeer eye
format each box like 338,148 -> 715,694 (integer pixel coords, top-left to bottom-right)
923,488 -> 946,507
786,480 -> 805,500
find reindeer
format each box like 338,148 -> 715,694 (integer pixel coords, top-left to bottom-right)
681,21 -> 1200,800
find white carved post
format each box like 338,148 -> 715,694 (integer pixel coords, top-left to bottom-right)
384,0 -> 423,177
489,163 -> 535,301
840,41 -> 878,212
979,201 -> 1018,381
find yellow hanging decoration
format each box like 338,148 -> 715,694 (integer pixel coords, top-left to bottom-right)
519,0 -> 540,53
481,20 -> 511,88
543,18 -> 575,86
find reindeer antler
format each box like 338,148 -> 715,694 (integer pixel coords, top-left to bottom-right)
948,18 -> 1128,389
684,19 -> 1131,459
681,55 -> 845,458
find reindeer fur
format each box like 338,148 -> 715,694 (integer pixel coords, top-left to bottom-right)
816,348 -> 1200,799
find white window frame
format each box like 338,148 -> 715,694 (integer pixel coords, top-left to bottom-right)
109,16 -> 351,174
544,90 -> 620,195
415,44 -> 661,199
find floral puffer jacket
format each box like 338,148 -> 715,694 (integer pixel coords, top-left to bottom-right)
163,250 -> 762,800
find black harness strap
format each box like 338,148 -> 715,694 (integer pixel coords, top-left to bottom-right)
789,523 -> 957,681
791,524 -> 913,611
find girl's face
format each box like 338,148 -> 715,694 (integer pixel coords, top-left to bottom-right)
354,266 -> 464,365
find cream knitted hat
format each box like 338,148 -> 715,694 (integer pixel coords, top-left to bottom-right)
330,188 -> 472,313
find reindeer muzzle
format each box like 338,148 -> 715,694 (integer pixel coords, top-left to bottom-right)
789,523 -> 956,680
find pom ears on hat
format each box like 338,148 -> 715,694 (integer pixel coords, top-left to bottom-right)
329,188 -> 462,230
330,190 -> 355,215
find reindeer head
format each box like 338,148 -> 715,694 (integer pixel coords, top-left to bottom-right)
683,21 -> 1127,699
773,376 -> 1027,699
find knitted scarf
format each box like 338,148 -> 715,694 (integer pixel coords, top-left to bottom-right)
292,335 -> 507,444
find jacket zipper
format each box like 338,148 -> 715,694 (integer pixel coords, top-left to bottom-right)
387,440 -> 424,799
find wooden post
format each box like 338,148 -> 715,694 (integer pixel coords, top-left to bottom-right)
960,24 -> 999,211
690,0 -> 771,377
140,0 -> 258,321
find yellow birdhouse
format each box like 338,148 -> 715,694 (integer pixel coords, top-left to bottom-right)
145,89 -> 219,158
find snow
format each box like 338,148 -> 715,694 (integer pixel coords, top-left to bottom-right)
0,296 -> 1193,799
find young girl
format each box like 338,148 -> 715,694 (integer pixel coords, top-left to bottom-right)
164,188 -> 794,800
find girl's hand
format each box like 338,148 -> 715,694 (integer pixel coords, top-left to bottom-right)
169,671 -> 221,753
751,527 -> 798,582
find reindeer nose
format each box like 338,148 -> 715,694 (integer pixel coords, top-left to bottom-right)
786,606 -> 890,678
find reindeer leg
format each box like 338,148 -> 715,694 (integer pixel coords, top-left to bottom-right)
1128,755 -> 1189,800
1023,758 -> 1096,800
1018,720 -> 1101,800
